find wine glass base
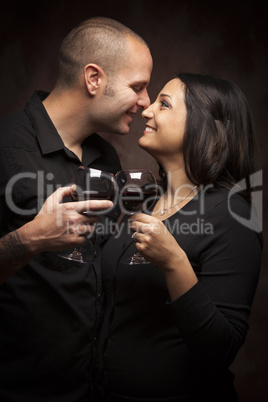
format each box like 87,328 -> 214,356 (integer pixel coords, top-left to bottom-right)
58,239 -> 94,264
128,252 -> 150,265
59,250 -> 85,263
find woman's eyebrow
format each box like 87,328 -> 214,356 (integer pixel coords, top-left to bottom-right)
159,93 -> 172,100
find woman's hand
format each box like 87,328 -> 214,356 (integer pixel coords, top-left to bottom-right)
129,213 -> 184,270
129,213 -> 198,300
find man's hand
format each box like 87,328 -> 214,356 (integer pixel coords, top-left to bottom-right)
0,186 -> 113,283
22,185 -> 113,253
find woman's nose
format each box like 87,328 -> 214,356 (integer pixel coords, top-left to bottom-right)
142,104 -> 154,119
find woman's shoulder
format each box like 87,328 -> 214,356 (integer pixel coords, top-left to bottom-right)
185,187 -> 249,219
201,187 -> 250,215
201,187 -> 262,244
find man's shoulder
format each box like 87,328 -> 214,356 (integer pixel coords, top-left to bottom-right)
0,110 -> 33,147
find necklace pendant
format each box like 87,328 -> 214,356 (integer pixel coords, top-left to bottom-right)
160,210 -> 165,216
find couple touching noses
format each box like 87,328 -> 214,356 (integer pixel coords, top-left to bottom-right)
0,15 -> 262,402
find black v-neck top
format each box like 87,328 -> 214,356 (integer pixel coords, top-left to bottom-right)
95,189 -> 262,401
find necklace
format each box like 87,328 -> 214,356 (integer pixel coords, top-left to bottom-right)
160,185 -> 197,216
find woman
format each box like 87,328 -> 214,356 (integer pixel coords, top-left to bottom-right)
94,73 -> 262,401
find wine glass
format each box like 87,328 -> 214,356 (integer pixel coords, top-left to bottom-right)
59,167 -> 115,263
115,169 -> 158,265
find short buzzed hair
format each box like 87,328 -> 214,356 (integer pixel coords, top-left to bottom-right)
56,16 -> 149,89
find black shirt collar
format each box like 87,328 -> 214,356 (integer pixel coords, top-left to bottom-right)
25,91 -> 101,166
25,91 -> 64,154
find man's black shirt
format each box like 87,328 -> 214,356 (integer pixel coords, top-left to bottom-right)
0,91 -> 121,401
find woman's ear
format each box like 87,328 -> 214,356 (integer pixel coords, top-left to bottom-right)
84,64 -> 105,95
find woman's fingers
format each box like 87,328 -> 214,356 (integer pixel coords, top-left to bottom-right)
130,220 -> 162,236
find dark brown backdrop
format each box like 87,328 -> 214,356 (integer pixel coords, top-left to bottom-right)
0,1 -> 267,400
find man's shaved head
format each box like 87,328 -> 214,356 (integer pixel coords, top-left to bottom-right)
56,16 -> 150,89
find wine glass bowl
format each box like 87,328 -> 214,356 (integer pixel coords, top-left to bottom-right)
116,170 -> 157,215
59,167 -> 115,263
72,168 -> 115,214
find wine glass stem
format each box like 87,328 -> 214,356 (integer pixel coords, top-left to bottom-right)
70,245 -> 83,260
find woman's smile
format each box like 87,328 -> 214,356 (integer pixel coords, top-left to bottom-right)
144,124 -> 157,133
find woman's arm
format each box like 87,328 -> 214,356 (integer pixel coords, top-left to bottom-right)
129,199 -> 262,367
130,214 -> 198,299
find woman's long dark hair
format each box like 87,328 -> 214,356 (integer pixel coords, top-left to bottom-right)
159,73 -> 255,203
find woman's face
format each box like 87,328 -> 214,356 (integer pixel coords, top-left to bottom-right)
139,78 -> 187,164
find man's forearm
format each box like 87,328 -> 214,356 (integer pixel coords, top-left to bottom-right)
0,186 -> 113,284
0,229 -> 33,284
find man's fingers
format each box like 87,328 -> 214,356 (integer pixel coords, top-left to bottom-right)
38,186 -> 74,214
69,199 -> 113,213
45,185 -> 75,206
45,186 -> 113,212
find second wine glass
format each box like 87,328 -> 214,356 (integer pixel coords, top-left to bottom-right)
115,169 -> 158,265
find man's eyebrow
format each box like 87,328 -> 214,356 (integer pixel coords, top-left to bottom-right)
132,81 -> 149,87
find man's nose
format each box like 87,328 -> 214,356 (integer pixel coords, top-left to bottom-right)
137,89 -> 150,110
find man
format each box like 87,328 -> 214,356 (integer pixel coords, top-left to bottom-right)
0,17 -> 152,401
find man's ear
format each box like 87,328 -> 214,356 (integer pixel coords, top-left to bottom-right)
84,64 -> 105,95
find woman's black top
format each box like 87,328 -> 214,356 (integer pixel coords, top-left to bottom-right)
95,189 -> 262,401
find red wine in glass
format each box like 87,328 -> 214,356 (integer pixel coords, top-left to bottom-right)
71,190 -> 114,201
71,189 -> 115,216
121,187 -> 158,213
59,167 -> 115,263
115,169 -> 158,265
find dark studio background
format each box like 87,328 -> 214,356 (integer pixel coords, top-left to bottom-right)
0,0 -> 267,400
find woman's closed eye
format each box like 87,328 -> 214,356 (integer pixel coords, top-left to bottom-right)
160,99 -> 171,108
